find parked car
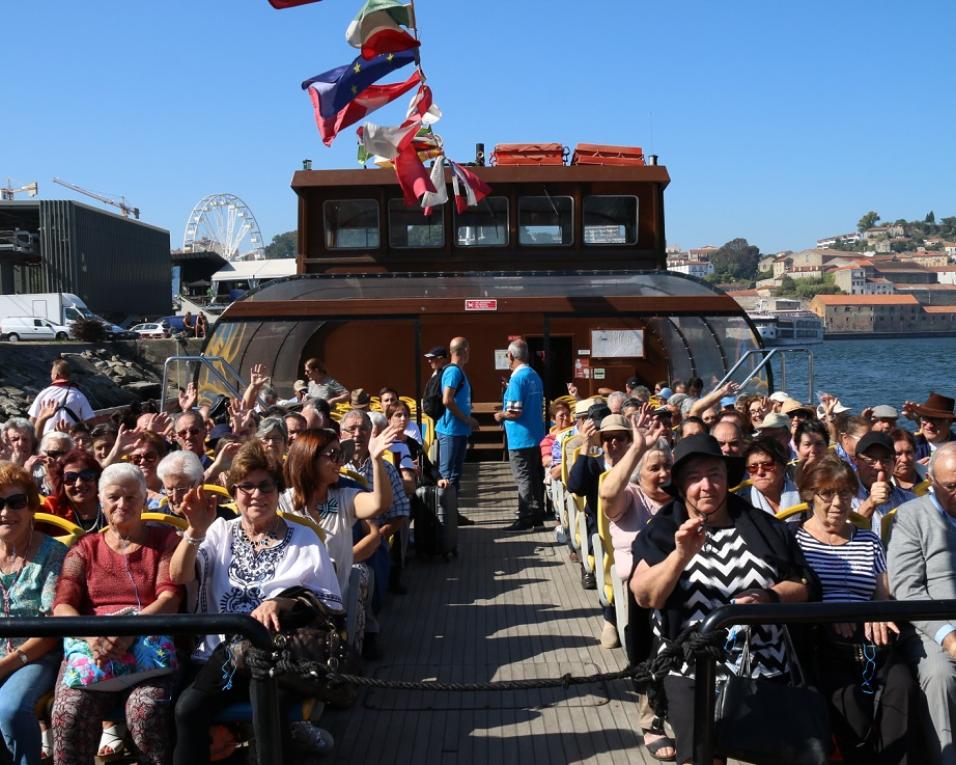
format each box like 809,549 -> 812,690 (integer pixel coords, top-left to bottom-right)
129,322 -> 169,339
0,316 -> 71,342
102,322 -> 138,340
158,315 -> 186,334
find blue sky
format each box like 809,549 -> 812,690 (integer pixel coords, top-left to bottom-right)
5,0 -> 955,254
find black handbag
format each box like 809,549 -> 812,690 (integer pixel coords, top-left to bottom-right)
714,626 -> 830,765
229,587 -> 360,707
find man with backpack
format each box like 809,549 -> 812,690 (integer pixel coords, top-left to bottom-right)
28,358 -> 94,435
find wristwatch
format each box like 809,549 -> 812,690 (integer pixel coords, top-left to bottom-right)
14,649 -> 27,666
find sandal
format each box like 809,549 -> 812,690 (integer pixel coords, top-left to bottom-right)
642,718 -> 677,762
40,728 -> 52,761
289,721 -> 334,755
97,723 -> 128,761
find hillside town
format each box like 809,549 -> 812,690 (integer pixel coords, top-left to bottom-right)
667,217 -> 956,335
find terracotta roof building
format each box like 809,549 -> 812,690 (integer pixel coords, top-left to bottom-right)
810,294 -> 922,333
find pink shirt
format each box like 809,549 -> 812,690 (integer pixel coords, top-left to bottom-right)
610,485 -> 665,581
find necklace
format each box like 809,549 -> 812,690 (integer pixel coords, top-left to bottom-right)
76,508 -> 105,533
244,517 -> 284,551
806,518 -> 852,546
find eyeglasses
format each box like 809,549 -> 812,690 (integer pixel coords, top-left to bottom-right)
0,494 -> 29,512
64,469 -> 98,485
857,454 -> 893,469
130,452 -> 158,464
44,450 -> 66,460
177,427 -> 203,438
816,489 -> 855,504
259,435 -> 286,444
161,485 -> 197,500
234,480 -> 277,495
746,460 -> 777,475
320,447 -> 343,463
601,433 -> 632,444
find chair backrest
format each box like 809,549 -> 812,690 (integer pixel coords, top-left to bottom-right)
914,478 -> 931,497
775,502 -> 810,523
140,512 -> 188,531
278,511 -> 327,543
596,471 -> 615,605
730,478 -> 753,494
881,507 -> 899,546
561,434 -> 583,487
339,467 -> 370,490
33,511 -> 84,548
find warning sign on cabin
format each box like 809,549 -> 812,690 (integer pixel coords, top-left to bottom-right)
465,299 -> 498,311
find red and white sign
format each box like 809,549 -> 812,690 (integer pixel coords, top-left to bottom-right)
465,299 -> 498,311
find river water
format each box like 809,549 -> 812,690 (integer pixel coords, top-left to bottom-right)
758,337 -> 954,414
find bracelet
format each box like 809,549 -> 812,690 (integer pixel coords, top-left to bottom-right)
184,533 -> 206,546
14,649 -> 28,665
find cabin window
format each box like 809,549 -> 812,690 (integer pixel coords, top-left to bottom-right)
583,196 -> 639,245
388,199 -> 444,248
323,200 -> 380,250
455,196 -> 508,247
518,196 -> 573,246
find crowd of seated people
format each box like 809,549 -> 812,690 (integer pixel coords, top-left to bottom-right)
0,354 -> 443,763
547,379 -> 955,764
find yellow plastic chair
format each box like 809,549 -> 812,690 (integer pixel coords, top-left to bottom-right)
278,511 -> 328,543
730,478 -> 753,494
566,445 -> 595,574
400,396 -> 417,416
156,484 -> 238,516
913,478 -> 931,497
34,512 -> 84,547
881,507 -> 899,546
561,436 -> 584,552
594,471 -> 615,609
339,467 -> 370,489
140,512 -> 188,531
775,502 -> 810,523
382,450 -> 396,466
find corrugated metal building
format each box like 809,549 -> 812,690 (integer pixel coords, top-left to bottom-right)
0,199 -> 170,316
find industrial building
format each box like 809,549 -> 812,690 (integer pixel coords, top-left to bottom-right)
0,199 -> 171,318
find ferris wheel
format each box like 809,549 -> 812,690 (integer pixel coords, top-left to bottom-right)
182,193 -> 264,261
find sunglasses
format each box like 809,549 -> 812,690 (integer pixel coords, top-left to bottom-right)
44,450 -> 66,460
233,480 -> 277,495
64,469 -> 98,485
130,453 -> 158,464
0,494 -> 29,512
746,460 -> 777,475
177,427 -> 203,438
320,447 -> 343,463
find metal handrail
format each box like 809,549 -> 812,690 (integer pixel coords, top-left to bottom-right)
713,347 -> 815,401
160,354 -> 248,411
692,599 -> 956,764
0,614 -> 281,765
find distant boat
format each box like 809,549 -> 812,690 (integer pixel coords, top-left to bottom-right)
749,307 -> 824,346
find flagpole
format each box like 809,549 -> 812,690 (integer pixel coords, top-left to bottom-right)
407,0 -> 424,76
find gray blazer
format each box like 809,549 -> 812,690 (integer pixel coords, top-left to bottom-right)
887,493 -> 956,643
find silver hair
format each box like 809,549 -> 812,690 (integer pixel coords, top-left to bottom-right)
507,339 -> 529,362
40,431 -> 73,452
3,417 -> 33,436
929,442 -> 956,481
631,440 -> 674,483
607,391 -> 627,412
156,450 -> 204,485
256,416 -> 287,441
367,411 -> 388,432
341,409 -> 372,432
99,462 -> 147,499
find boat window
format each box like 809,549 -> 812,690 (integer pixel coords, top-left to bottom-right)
518,196 -> 573,246
324,200 -> 380,250
455,197 -> 508,247
583,196 -> 638,245
388,199 -> 444,249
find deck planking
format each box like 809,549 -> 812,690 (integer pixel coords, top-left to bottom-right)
324,462 -> 655,764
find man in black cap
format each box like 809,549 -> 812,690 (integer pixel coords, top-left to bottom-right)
852,430 -> 916,534
420,345 -> 448,420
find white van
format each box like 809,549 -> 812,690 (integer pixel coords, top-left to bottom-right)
0,316 -> 71,342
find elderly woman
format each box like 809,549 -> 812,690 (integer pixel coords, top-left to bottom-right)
795,455 -> 918,764
598,416 -> 672,759
0,464 -> 67,765
737,436 -> 802,516
541,400 -> 572,469
46,449 -> 105,533
52,463 -> 183,765
2,418 -> 36,468
889,428 -> 923,492
794,419 -> 830,471
128,432 -> 169,509
170,441 -> 342,763
256,416 -> 288,462
27,432 -> 73,496
631,434 -> 819,765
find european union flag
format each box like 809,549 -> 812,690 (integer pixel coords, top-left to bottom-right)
302,49 -> 417,120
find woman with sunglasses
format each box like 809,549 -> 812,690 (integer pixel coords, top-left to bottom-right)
279,427 -> 396,601
128,433 -> 169,510
170,441 -> 342,762
795,455 -> 918,764
0,463 -> 68,765
45,450 -> 104,533
737,436 -> 802,516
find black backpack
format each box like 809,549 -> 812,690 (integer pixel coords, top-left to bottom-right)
422,364 -> 460,420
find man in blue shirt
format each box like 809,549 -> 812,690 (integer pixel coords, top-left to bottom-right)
494,339 -> 546,531
436,336 -> 479,495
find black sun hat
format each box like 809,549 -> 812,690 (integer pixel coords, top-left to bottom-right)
664,434 -> 745,496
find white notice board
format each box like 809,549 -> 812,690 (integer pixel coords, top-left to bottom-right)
591,329 -> 645,358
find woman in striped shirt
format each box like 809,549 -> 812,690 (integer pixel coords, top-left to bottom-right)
795,455 -> 918,764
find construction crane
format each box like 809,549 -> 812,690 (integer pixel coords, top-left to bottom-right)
52,177 -> 140,219
0,179 -> 38,200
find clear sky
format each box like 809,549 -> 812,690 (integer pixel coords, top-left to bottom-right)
4,0 -> 955,255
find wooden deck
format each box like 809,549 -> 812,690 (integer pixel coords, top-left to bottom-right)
323,462 -> 657,764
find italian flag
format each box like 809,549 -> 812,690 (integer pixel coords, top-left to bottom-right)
346,0 -> 420,60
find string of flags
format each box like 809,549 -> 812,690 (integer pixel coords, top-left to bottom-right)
275,0 -> 490,215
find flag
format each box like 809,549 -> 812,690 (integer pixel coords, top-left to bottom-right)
269,0 -> 322,7
346,1 -> 420,60
307,70 -> 421,147
300,49 -> 416,119
394,145 -> 436,205
356,84 -> 439,160
449,161 -> 492,213
421,155 -> 448,214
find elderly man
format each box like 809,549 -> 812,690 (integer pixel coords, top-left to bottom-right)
852,431 -> 916,535
711,419 -> 745,457
869,404 -> 900,434
174,411 -> 211,467
2,417 -> 36,467
756,412 -> 794,457
904,393 -> 956,462
888,442 -> 956,764
341,409 -> 411,594
494,340 -> 546,531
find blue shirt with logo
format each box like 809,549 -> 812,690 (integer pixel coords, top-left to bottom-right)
436,364 -> 472,437
502,364 -> 545,450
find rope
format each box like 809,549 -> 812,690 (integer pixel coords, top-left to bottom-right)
244,625 -> 726,693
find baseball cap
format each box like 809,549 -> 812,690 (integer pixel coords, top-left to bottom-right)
626,376 -> 641,389
769,391 -> 790,403
856,430 -> 894,458
424,346 -> 447,359
658,387 -> 673,400
293,379 -> 307,392
871,405 -> 899,420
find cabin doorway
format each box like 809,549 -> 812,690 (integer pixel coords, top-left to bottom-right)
526,335 -> 572,402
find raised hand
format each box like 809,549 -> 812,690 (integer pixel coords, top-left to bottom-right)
674,516 -> 707,563
248,363 -> 269,388
178,382 -> 198,412
368,422 -> 404,460
180,485 -> 218,536
870,469 -> 891,505
38,398 -> 59,420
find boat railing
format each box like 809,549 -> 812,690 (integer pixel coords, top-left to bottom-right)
715,347 -> 814,401
692,599 -> 956,764
160,354 -> 255,411
0,614 -> 283,765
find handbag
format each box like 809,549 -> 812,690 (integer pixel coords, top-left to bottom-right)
229,587 -> 359,706
714,626 -> 830,765
62,633 -> 178,692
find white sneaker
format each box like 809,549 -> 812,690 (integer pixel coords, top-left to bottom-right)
555,525 -> 568,544
600,620 -> 620,650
